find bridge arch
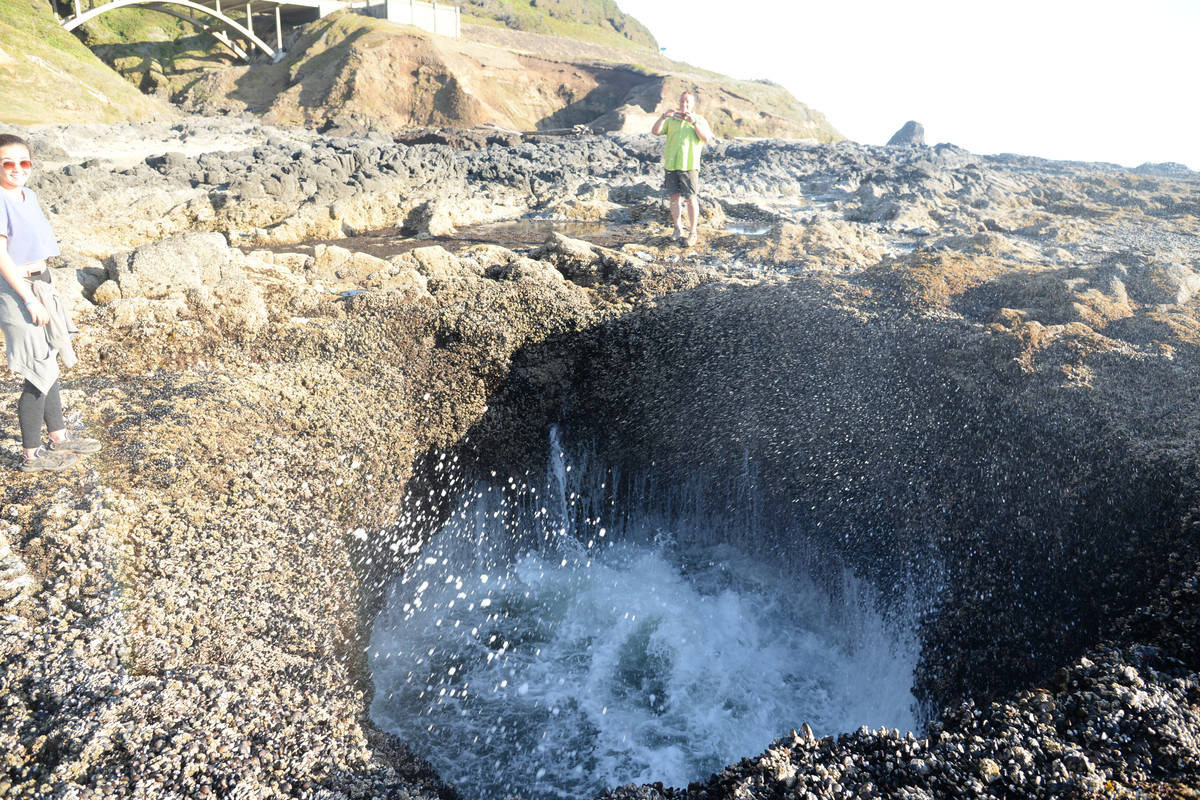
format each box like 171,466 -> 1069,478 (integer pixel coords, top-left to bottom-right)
61,0 -> 302,62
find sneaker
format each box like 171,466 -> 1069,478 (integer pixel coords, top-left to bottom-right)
18,446 -> 77,473
48,430 -> 102,455
685,231 -> 699,248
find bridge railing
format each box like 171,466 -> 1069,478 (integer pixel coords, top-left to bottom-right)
60,0 -> 345,61
60,0 -> 459,64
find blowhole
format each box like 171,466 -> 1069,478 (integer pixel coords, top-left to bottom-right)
369,429 -> 930,800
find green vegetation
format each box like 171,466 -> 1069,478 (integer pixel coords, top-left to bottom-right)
0,0 -> 839,140
73,4 -> 196,45
77,6 -> 257,93
302,9 -> 397,42
459,0 -> 657,53
0,0 -> 169,124
74,5 -> 402,95
285,11 -> 396,84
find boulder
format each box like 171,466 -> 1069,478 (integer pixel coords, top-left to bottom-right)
312,245 -> 390,284
182,276 -> 267,334
845,196 -> 939,231
45,264 -> 90,319
609,182 -> 659,205
264,252 -> 313,273
747,220 -> 887,272
48,252 -> 106,295
887,121 -> 926,147
588,103 -> 658,134
312,244 -> 355,273
1118,251 -> 1200,306
457,244 -> 521,271
109,232 -> 233,299
532,232 -> 642,287
107,297 -> 189,327
398,246 -> 482,282
92,280 -> 122,305
407,199 -> 458,237
485,256 -> 564,284
211,277 -> 268,334
372,267 -> 432,298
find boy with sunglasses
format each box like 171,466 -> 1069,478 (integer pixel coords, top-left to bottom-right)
0,133 -> 101,472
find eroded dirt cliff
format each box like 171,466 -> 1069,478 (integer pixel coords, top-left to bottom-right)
163,14 -> 839,140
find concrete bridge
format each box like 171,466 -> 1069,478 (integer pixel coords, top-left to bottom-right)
61,0 -> 459,63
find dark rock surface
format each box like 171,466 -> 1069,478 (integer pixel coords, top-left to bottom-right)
2,118 -> 1200,799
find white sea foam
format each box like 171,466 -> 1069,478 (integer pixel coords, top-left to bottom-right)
369,449 -> 922,800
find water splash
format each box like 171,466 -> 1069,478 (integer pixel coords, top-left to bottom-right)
369,431 -> 922,800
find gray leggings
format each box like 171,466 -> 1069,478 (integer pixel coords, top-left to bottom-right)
18,379 -> 64,449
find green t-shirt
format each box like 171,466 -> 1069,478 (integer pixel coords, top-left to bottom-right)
661,116 -> 703,172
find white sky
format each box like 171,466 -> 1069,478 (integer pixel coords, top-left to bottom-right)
615,0 -> 1199,170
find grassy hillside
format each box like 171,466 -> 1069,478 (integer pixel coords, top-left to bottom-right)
74,6 -> 266,97
0,0 -> 839,142
460,22 -> 842,140
0,0 -> 171,125
74,0 -> 659,69
459,0 -> 656,51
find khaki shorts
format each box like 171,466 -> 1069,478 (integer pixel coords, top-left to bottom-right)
663,169 -> 700,199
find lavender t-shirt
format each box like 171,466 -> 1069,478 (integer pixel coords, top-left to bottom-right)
0,188 -> 60,266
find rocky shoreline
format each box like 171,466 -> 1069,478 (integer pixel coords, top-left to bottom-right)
2,117 -> 1200,798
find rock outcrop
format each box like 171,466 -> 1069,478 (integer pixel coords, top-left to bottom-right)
1,118 -> 1199,800
887,120 -> 926,147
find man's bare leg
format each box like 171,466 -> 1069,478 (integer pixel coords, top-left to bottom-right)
670,194 -> 684,240
685,196 -> 699,246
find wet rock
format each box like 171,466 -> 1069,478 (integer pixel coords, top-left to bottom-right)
2,116 -> 1200,800
531,232 -> 643,288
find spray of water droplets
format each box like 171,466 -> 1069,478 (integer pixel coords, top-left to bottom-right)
370,430 -> 923,800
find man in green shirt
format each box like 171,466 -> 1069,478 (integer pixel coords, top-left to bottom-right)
651,91 -> 713,247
